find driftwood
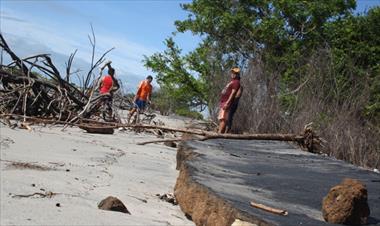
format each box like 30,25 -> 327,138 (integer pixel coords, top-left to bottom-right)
0,32 -> 116,121
78,123 -> 114,134
12,191 -> 58,199
1,113 -> 322,152
250,201 -> 288,216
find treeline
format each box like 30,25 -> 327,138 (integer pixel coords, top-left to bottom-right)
144,0 -> 380,168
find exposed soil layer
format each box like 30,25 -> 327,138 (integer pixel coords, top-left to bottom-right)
174,139 -> 380,226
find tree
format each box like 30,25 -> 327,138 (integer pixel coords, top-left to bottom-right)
143,37 -> 209,113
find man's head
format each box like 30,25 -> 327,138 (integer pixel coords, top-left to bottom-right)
146,75 -> 153,83
230,67 -> 240,79
108,68 -> 115,76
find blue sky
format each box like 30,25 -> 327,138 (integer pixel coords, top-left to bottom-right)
1,0 -> 379,91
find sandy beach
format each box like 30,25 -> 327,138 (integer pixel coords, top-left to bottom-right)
0,113 -> 195,226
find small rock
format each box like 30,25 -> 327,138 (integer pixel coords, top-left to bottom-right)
98,196 -> 130,214
322,178 -> 370,225
164,141 -> 177,148
31,183 -> 36,187
72,149 -> 77,152
65,169 -> 70,172
374,169 -> 379,173
56,203 -> 60,207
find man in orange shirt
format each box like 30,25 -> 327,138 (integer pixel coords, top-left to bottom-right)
127,75 -> 153,123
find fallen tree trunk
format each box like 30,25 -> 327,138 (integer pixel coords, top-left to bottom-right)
1,113 -> 322,153
201,133 -> 304,142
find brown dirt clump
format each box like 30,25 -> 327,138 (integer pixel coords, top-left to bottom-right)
322,178 -> 370,225
98,196 -> 130,214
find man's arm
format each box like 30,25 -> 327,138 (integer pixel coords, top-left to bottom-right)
111,78 -> 120,93
147,86 -> 153,103
223,89 -> 237,110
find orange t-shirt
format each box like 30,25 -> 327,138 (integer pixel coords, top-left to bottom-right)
100,75 -> 113,94
136,80 -> 152,101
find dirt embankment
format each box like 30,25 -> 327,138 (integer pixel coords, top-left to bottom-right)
174,143 -> 270,226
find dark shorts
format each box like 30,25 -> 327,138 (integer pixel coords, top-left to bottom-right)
134,99 -> 146,110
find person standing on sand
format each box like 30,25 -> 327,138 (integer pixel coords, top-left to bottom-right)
98,61 -> 120,121
218,67 -> 241,133
225,74 -> 243,133
127,75 -> 153,123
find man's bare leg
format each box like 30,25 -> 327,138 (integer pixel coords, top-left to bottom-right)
127,108 -> 137,124
218,120 -> 227,134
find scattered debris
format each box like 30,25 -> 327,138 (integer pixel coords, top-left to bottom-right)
12,191 -> 58,198
126,194 -> 147,203
157,193 -> 177,205
98,196 -> 130,214
48,162 -> 65,167
230,153 -> 241,158
250,201 -> 288,216
56,203 -> 61,207
20,122 -> 32,131
322,178 -> 370,225
4,161 -> 55,171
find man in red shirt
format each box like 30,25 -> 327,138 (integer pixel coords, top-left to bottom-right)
218,67 -> 241,133
98,61 -> 120,121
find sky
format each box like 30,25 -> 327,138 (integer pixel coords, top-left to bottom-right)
1,0 -> 380,92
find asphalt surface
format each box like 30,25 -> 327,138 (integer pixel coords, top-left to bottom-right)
184,139 -> 380,226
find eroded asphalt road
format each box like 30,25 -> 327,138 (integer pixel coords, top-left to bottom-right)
184,139 -> 380,226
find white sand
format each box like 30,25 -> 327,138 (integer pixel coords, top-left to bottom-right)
0,114 -> 195,226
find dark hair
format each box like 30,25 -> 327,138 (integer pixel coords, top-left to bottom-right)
108,68 -> 115,76
146,75 -> 153,80
236,74 -> 241,80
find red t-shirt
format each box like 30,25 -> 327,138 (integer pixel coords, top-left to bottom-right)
219,79 -> 240,107
100,75 -> 113,94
